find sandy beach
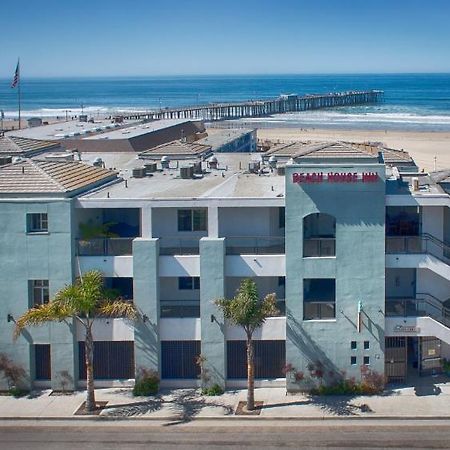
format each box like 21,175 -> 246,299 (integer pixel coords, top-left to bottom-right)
257,128 -> 450,172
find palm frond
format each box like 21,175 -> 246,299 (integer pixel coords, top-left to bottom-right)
96,300 -> 137,319
14,301 -> 74,340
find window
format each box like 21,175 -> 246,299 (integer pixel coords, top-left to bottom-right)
303,279 -> 336,320
278,207 -> 285,229
178,277 -> 200,290
35,344 -> 51,380
350,356 -> 357,365
351,341 -> 357,350
27,213 -> 48,233
30,280 -> 49,306
364,341 -> 370,350
303,213 -> 336,257
363,356 -> 370,365
177,209 -> 207,232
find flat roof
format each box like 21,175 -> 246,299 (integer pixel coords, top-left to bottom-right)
139,140 -> 212,160
81,153 -> 285,200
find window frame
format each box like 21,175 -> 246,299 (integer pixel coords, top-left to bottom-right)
303,278 -> 336,320
177,209 -> 207,232
30,279 -> 50,306
27,213 -> 48,233
178,277 -> 200,290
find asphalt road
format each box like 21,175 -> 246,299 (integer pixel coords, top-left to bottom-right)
0,419 -> 449,450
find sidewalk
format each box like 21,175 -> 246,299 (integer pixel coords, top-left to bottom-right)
0,380 -> 449,421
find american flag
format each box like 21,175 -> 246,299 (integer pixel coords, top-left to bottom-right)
11,60 -> 20,89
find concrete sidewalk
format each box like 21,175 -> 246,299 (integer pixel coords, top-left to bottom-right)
0,381 -> 449,420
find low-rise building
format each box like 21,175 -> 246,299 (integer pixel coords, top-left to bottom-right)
1,140 -> 449,391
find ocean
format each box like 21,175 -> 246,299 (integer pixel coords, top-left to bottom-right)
1,74 -> 450,131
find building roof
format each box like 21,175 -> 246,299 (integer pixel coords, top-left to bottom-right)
139,140 -> 212,160
265,141 -> 415,166
197,128 -> 254,150
0,159 -> 117,197
0,135 -> 61,157
266,141 -> 380,161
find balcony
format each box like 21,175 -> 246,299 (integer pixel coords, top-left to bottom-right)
225,236 -> 285,255
303,238 -> 336,257
160,300 -> 200,318
386,234 -> 450,261
76,238 -> 134,256
159,237 -> 200,256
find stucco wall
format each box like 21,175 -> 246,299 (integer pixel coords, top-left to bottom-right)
285,162 -> 386,389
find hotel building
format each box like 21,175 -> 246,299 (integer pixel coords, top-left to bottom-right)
0,137 -> 449,391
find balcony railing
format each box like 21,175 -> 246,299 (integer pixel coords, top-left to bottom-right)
303,301 -> 335,320
159,237 -> 200,255
386,295 -> 450,328
76,238 -> 134,256
226,236 -> 285,255
160,300 -> 200,318
303,238 -> 336,257
385,233 -> 450,263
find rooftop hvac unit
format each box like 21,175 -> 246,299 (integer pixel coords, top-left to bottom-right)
277,165 -> 286,176
209,156 -> 218,169
193,161 -> 202,174
180,166 -> 194,179
161,155 -> 170,169
412,177 -> 419,191
44,153 -> 75,162
132,167 -> 146,178
144,163 -> 157,174
268,155 -> 278,168
248,161 -> 260,173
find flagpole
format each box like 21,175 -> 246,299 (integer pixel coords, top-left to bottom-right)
18,58 -> 21,130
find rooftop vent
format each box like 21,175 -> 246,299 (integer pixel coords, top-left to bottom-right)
209,156 -> 218,169
268,155 -> 278,168
161,155 -> 170,169
93,157 -> 104,168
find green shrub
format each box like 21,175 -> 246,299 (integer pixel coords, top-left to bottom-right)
133,368 -> 159,396
201,383 -> 224,396
9,387 -> 28,398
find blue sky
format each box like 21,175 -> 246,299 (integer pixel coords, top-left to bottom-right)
1,0 -> 450,77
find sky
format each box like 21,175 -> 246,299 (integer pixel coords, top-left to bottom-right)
1,0 -> 450,77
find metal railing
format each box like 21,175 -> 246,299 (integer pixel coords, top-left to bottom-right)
303,301 -> 336,320
303,238 -> 336,257
385,233 -> 450,264
159,237 -> 201,255
160,300 -> 200,318
76,238 -> 134,256
226,236 -> 285,255
385,294 -> 450,328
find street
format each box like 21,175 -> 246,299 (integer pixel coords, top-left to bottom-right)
0,419 -> 449,449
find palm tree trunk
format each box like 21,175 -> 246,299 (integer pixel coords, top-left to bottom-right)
246,336 -> 255,411
84,325 -> 96,412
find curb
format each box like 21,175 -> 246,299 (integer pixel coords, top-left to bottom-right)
1,415 -> 450,422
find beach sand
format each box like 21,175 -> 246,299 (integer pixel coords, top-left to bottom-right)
257,128 -> 450,172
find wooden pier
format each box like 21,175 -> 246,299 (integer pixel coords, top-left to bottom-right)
121,90 -> 383,122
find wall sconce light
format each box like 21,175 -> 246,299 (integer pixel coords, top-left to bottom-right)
7,314 -> 14,323
210,314 -> 216,324
142,314 -> 149,323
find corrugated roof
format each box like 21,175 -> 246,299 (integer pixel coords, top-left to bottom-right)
139,140 -> 212,158
0,159 -> 117,195
0,136 -> 60,156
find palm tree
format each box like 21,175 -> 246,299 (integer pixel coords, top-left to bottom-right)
14,270 -> 137,412
216,279 -> 278,411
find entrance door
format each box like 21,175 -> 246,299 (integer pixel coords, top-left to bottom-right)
419,337 -> 442,375
385,337 -> 407,382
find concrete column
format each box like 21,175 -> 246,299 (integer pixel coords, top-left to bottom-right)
51,321 -> 77,391
208,206 -> 219,238
133,238 -> 160,374
200,237 -> 226,388
141,206 -> 153,238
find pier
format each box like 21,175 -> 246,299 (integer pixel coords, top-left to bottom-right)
122,90 -> 383,122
